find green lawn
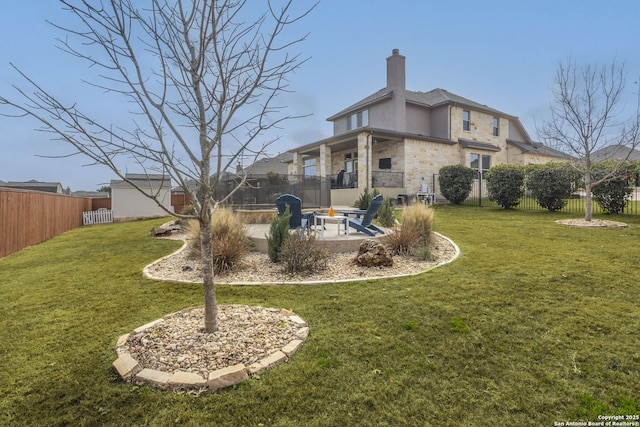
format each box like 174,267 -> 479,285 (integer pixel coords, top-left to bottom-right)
1,208 -> 640,426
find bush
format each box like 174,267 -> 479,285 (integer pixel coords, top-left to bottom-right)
186,209 -> 252,274
377,196 -> 396,227
266,209 -> 291,262
486,165 -> 525,209
279,231 -> 330,274
438,165 -> 475,204
383,203 -> 434,258
526,163 -> 581,212
354,188 -> 381,209
591,161 -> 637,214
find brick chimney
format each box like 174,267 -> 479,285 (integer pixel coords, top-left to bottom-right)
386,48 -> 406,91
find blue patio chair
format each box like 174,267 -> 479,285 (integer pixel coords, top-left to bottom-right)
342,194 -> 385,236
275,194 -> 314,230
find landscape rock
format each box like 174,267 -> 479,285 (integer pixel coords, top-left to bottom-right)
356,239 -> 393,267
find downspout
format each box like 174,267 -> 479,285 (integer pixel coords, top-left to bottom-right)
367,131 -> 372,191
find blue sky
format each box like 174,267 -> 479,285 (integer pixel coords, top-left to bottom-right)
1,0 -> 639,191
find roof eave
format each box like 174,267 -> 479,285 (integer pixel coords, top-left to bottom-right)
326,90 -> 393,121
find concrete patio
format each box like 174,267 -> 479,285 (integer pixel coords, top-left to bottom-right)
246,215 -> 389,254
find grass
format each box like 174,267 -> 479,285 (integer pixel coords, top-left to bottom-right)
1,208 -> 640,426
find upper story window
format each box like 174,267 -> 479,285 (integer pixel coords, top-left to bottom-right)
347,109 -> 369,131
463,110 -> 470,131
470,153 -> 491,177
493,117 -> 499,136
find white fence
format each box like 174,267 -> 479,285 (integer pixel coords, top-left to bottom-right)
83,209 -> 114,225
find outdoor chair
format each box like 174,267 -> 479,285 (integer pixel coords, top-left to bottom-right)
341,194 -> 385,236
275,194 -> 314,230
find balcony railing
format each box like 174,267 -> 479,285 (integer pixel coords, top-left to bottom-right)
329,171 -> 404,189
329,171 -> 358,189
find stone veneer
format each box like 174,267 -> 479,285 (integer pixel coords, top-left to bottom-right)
112,310 -> 309,392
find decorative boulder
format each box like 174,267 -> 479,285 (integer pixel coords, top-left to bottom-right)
356,239 -> 393,267
150,221 -> 182,237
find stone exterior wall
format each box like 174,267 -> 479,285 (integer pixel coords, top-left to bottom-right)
403,139 -> 461,193
451,106 -> 508,147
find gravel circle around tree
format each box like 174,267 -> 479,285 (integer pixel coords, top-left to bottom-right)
555,218 -> 628,228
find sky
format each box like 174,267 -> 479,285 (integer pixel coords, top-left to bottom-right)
1,0 -> 640,191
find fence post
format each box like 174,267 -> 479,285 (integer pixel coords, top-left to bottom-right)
478,171 -> 483,207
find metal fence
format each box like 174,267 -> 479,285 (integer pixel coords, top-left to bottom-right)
458,175 -> 640,215
214,174 -> 332,209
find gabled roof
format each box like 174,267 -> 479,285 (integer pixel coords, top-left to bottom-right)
592,145 -> 640,161
241,152 -> 293,175
507,139 -> 572,159
1,180 -> 63,193
327,89 -> 393,121
406,88 -> 514,118
72,191 -> 110,198
327,87 -> 513,122
110,173 -> 172,189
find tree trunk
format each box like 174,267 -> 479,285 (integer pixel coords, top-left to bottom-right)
199,211 -> 218,333
584,175 -> 593,222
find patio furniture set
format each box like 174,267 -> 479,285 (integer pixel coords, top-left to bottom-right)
275,194 -> 385,239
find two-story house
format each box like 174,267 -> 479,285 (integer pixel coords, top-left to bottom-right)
288,49 -> 565,205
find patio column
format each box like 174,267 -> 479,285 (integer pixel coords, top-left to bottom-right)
357,132 -> 371,190
291,151 -> 303,175
319,143 -> 331,177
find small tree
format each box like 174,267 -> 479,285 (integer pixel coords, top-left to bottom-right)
539,59 -> 640,221
376,196 -> 396,228
354,188 -> 380,209
438,165 -> 476,205
526,163 -> 582,212
267,209 -> 291,263
0,0 -> 316,333
486,165 -> 525,209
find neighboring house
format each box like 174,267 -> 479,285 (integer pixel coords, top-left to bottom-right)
0,180 -> 64,194
240,152 -> 293,175
110,173 -> 172,220
593,145 -> 640,162
289,49 -> 567,205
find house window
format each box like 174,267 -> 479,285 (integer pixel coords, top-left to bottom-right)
470,153 -> 491,177
347,109 -> 369,131
493,117 -> 499,136
378,157 -> 391,169
303,157 -> 316,176
345,152 -> 358,173
463,110 -> 470,131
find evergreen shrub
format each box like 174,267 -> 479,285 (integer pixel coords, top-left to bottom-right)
438,165 -> 475,204
486,165 -> 525,209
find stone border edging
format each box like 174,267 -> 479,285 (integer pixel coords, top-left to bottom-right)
142,232 -> 460,286
112,308 -> 309,392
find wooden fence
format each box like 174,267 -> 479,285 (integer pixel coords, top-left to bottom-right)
91,197 -> 111,210
0,188 -> 92,259
171,193 -> 192,214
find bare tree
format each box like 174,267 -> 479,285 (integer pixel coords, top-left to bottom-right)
540,59 -> 640,221
0,0 -> 315,332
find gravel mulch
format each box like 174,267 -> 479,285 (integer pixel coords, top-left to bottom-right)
144,232 -> 458,285
555,218 -> 628,228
